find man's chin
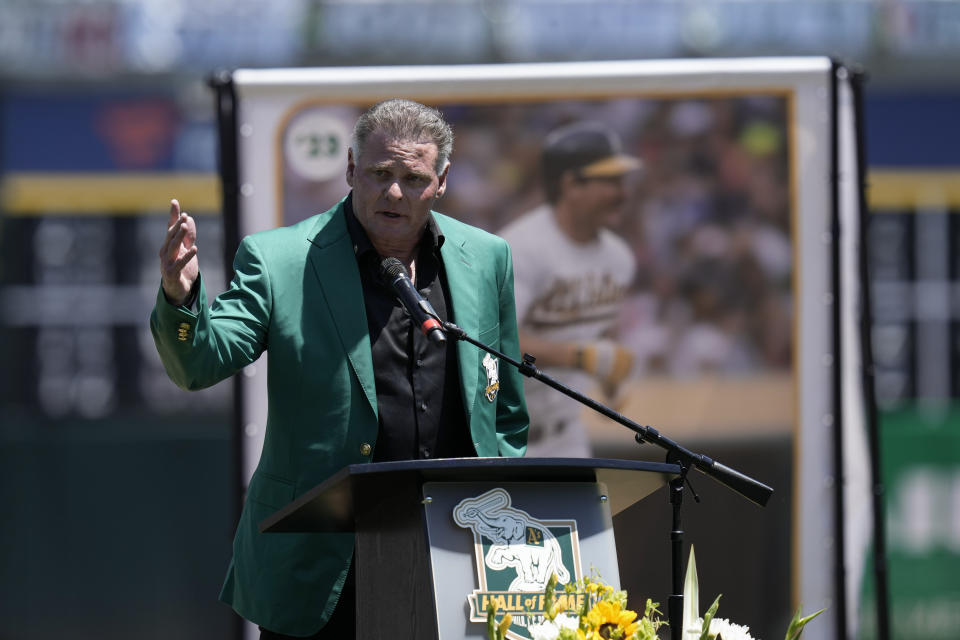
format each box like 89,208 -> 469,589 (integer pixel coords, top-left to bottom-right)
599,215 -> 623,229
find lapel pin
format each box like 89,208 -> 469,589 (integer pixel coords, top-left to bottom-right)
482,353 -> 499,402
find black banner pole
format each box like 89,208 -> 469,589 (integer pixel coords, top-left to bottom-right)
207,69 -> 244,640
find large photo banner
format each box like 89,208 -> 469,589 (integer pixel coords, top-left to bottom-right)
226,59 -> 873,640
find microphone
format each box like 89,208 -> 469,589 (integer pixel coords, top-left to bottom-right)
378,257 -> 446,345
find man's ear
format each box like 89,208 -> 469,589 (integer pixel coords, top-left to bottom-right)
345,147 -> 356,188
436,161 -> 450,197
559,170 -> 579,196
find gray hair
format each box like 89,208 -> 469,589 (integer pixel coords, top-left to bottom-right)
351,99 -> 454,172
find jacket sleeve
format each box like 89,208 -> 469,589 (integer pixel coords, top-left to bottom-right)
493,238 -> 530,456
150,236 -> 272,391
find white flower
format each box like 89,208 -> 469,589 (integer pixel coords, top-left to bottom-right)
685,620 -> 705,640
528,613 -> 580,640
528,619 -> 560,640
691,616 -> 757,640
554,613 -> 579,632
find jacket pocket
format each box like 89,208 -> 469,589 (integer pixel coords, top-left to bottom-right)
477,323 -> 500,347
247,472 -> 297,511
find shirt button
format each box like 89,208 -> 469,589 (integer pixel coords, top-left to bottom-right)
419,402 -> 427,412
360,443 -> 372,456
421,447 -> 431,458
415,359 -> 424,368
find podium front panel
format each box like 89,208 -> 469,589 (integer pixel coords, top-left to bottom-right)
422,481 -> 618,640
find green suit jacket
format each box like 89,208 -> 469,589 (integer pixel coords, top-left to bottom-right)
150,198 -> 529,636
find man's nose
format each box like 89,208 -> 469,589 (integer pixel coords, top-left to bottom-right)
610,178 -> 627,198
384,181 -> 403,200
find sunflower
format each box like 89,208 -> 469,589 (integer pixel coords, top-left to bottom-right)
583,600 -> 639,640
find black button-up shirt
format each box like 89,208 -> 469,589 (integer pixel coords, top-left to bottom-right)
344,195 -> 474,462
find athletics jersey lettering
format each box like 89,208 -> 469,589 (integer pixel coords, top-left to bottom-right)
526,273 -> 628,328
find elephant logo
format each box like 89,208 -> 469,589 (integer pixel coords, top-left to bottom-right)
454,488 -> 583,638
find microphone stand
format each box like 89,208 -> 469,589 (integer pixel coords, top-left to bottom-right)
440,320 -> 773,639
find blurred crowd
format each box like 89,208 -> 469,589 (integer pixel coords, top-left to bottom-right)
619,97 -> 793,379
441,95 -> 794,381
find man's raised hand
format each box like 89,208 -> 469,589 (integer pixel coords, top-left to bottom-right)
159,198 -> 199,306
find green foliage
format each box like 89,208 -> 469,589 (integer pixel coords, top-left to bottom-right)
635,599 -> 667,640
682,544 -> 824,640
486,599 -> 497,640
699,595 -> 722,640
544,572 -> 559,621
682,546 -> 700,637
784,606 -> 825,640
485,598 -> 512,640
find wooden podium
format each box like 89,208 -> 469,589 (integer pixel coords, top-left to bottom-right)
261,457 -> 679,640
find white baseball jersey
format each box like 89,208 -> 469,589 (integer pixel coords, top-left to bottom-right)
499,205 -> 636,456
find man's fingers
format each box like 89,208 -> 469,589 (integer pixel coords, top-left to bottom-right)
172,245 -> 198,272
159,199 -> 199,303
181,213 -> 198,250
160,212 -> 184,251
160,217 -> 189,261
168,199 -> 181,226
162,244 -> 196,287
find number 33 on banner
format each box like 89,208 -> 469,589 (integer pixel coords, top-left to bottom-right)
284,112 -> 351,181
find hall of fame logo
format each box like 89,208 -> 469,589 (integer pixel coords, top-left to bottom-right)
454,489 -> 584,640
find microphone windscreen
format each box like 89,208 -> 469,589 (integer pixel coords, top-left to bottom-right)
378,257 -> 407,282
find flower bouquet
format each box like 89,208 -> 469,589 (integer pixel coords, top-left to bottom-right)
681,546 -> 824,640
486,571 -> 665,640
485,547 -> 823,640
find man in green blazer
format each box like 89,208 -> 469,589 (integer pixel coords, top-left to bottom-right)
151,99 -> 529,638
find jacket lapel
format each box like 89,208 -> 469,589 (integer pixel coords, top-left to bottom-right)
305,205 -> 377,418
438,221 -> 480,427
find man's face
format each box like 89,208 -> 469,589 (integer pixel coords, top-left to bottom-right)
564,173 -> 628,231
346,131 -> 448,256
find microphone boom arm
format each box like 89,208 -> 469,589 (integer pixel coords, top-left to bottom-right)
440,320 -> 773,507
